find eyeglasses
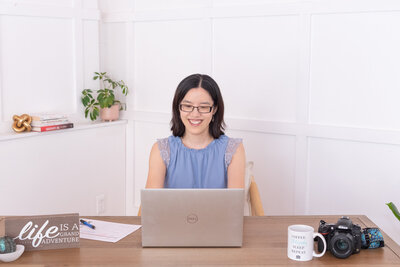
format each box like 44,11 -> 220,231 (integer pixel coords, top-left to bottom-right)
179,104 -> 214,114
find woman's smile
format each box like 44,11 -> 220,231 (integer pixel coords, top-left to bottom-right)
188,119 -> 203,126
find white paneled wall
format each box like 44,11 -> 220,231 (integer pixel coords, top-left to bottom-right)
0,0 -> 101,131
227,129 -> 297,215
213,15 -> 299,121
308,138 -> 400,214
0,16 -> 75,118
134,20 -> 208,112
133,120 -> 171,205
310,12 -> 400,130
0,1 -> 128,216
0,124 -> 126,216
100,0 -> 400,245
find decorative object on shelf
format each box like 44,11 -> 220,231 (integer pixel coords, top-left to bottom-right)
0,236 -> 16,253
0,245 -> 24,263
12,114 -> 32,132
99,104 -> 120,122
81,72 -> 129,121
30,113 -> 73,132
0,235 -> 25,263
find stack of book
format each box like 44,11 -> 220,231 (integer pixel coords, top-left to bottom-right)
30,114 -> 73,132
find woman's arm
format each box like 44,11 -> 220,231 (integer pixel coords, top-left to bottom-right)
145,142 -> 167,188
227,143 -> 246,188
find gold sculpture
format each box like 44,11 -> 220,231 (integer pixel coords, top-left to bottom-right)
12,114 -> 32,132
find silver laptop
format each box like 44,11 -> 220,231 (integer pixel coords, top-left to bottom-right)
141,188 -> 244,247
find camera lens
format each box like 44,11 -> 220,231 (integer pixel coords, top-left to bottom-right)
335,239 -> 349,251
330,233 -> 354,259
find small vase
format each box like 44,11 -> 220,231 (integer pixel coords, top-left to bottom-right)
100,104 -> 120,122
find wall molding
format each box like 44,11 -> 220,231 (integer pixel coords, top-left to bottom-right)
133,110 -> 400,146
0,4 -> 100,20
102,1 -> 400,23
0,120 -> 127,142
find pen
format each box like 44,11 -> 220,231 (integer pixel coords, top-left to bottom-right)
80,219 -> 96,229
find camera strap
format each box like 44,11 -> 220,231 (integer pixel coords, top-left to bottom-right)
361,228 -> 384,249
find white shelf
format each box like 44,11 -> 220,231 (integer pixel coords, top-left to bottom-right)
0,120 -> 128,142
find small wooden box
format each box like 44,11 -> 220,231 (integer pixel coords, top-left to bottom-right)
5,213 -> 80,251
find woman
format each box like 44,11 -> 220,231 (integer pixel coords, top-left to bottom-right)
145,74 -> 245,188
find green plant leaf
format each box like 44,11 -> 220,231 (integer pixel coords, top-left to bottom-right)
93,76 -> 98,80
84,108 -> 89,118
97,93 -> 105,102
93,107 -> 99,118
98,98 -> 108,108
82,89 -> 93,96
82,96 -> 90,106
386,202 -> 400,222
107,96 -> 114,107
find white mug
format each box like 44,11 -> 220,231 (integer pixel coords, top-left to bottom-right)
287,224 -> 327,261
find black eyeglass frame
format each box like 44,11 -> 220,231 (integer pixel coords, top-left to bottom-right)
179,104 -> 214,114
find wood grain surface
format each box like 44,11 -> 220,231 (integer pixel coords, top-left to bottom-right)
4,215 -> 400,266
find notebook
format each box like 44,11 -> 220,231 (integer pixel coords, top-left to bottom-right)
141,188 -> 244,247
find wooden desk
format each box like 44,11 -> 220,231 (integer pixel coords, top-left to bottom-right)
6,215 -> 400,266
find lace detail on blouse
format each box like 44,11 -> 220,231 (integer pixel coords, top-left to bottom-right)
225,138 -> 242,169
157,138 -> 170,167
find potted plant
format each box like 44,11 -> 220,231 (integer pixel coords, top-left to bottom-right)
387,202 -> 400,222
81,72 -> 129,121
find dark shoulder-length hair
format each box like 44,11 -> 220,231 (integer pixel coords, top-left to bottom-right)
171,74 -> 225,139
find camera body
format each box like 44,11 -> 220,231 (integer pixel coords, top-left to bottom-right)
317,216 -> 362,259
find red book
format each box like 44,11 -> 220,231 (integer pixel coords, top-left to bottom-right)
31,123 -> 74,132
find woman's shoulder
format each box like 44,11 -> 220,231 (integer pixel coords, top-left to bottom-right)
225,135 -> 243,148
156,136 -> 175,148
227,136 -> 242,145
156,136 -> 174,167
216,134 -> 242,145
157,135 -> 184,151
156,135 -> 177,143
224,135 -> 243,167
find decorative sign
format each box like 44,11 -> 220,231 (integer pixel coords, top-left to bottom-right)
4,213 -> 80,251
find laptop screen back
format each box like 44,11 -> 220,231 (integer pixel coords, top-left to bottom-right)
141,188 -> 244,247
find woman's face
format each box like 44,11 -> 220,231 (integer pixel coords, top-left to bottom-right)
179,87 -> 216,137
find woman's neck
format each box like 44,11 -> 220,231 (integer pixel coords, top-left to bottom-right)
181,133 -> 214,149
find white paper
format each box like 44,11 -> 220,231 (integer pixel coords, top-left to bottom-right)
79,218 -> 141,243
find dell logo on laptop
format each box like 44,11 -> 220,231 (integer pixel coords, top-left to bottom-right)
187,214 -> 198,224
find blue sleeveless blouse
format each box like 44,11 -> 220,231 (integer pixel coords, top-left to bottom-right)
158,135 -> 242,188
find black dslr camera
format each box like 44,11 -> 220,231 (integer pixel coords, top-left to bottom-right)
317,216 -> 362,259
